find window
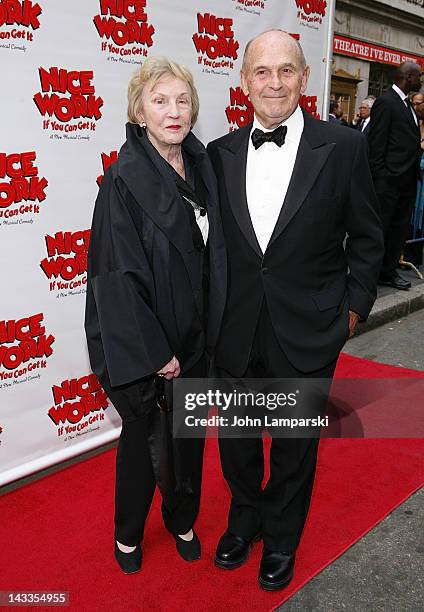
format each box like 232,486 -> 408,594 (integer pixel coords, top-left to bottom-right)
368,63 -> 397,98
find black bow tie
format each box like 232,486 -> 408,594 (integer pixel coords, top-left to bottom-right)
251,125 -> 287,149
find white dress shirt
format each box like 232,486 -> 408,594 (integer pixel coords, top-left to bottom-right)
181,194 -> 209,244
392,83 -> 418,126
246,106 -> 304,253
361,116 -> 370,132
195,206 -> 209,244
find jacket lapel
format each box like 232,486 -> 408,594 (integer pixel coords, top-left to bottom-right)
117,123 -> 194,257
268,111 -> 336,248
218,125 -> 263,258
389,87 -> 419,131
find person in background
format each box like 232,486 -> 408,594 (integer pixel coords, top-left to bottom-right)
328,99 -> 341,123
351,97 -> 375,135
367,61 -> 422,290
334,104 -> 349,126
405,91 -> 424,265
412,90 -> 424,113
85,56 -> 226,574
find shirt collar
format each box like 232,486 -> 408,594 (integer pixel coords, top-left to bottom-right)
392,84 -> 407,102
252,106 -> 304,144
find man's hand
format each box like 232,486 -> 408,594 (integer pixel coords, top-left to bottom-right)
157,356 -> 181,380
348,310 -> 360,338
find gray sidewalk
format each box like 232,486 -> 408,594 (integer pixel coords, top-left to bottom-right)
277,488 -> 423,612
355,265 -> 424,336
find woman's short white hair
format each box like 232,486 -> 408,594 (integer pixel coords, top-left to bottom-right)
127,56 -> 199,125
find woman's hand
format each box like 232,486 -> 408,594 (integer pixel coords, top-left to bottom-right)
157,356 -> 181,380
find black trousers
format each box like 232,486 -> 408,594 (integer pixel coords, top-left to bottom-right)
218,302 -> 337,553
114,358 -> 206,547
374,170 -> 417,278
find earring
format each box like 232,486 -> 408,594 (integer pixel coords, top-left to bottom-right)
141,121 -> 147,128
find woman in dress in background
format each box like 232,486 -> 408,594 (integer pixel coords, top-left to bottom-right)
410,92 -> 424,259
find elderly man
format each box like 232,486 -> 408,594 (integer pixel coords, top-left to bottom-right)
368,62 -> 422,290
352,97 -> 375,135
207,30 -> 383,590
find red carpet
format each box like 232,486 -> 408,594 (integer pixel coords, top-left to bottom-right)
0,353 -> 423,611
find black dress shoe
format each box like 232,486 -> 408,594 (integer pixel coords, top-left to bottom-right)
378,273 -> 411,290
114,542 -> 142,574
215,531 -> 261,569
173,530 -> 201,561
259,550 -> 295,591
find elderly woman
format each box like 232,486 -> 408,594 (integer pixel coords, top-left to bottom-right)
85,57 -> 226,573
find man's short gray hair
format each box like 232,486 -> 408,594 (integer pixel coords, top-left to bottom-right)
361,97 -> 375,109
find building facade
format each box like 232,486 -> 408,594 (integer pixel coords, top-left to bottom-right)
332,0 -> 424,121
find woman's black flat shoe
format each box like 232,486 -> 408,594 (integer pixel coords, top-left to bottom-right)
114,542 -> 142,574
174,530 -> 201,561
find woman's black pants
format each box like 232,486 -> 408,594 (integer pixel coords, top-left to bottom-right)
113,359 -> 206,547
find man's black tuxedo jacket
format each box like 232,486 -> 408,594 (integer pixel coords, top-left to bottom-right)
368,87 -> 421,181
207,109 -> 384,376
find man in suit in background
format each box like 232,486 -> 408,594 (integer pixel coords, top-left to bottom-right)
334,104 -> 349,127
368,62 -> 422,290
328,99 -> 341,123
207,30 -> 384,591
351,97 -> 375,135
